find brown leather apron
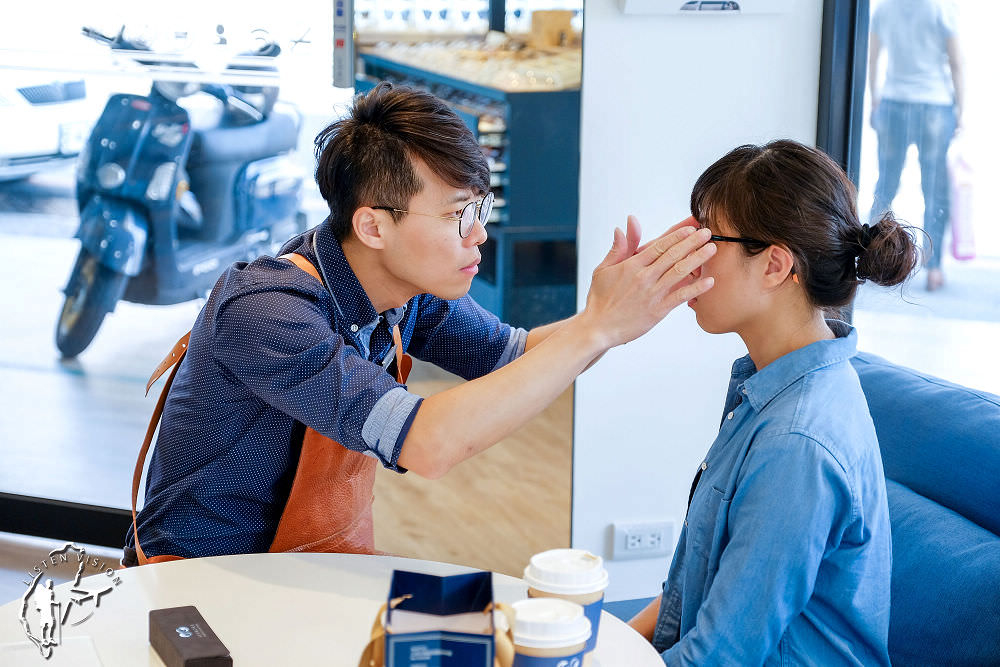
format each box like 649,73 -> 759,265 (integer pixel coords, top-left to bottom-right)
130,252 -> 412,565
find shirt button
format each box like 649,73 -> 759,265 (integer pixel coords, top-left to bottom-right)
741,388 -> 747,394
700,462 -> 707,471
684,520 -> 689,527
350,324 -> 359,333
727,411 -> 734,420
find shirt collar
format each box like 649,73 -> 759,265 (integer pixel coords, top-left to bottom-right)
313,223 -> 406,330
734,319 -> 858,412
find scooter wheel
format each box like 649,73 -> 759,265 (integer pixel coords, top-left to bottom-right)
55,249 -> 128,358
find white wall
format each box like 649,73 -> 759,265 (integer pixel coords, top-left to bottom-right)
573,0 -> 825,601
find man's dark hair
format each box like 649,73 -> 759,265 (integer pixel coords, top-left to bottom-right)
314,82 -> 490,241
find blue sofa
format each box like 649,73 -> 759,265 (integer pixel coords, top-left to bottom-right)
606,352 -> 1000,665
851,352 -> 1000,665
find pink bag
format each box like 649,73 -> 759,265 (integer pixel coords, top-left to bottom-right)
948,139 -> 976,261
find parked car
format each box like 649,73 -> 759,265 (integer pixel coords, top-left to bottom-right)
0,71 -> 104,181
680,1 -> 741,10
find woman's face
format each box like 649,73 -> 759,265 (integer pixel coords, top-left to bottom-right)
687,216 -> 768,335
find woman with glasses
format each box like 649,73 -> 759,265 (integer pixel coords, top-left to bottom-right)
629,140 -> 919,666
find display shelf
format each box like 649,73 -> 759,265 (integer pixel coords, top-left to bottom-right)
357,50 -> 580,328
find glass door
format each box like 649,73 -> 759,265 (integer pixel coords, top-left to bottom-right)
821,0 -> 1000,396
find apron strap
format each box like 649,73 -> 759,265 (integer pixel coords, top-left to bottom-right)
146,333 -> 190,396
278,252 -> 323,283
391,323 -> 412,385
132,332 -> 191,565
280,252 -> 409,384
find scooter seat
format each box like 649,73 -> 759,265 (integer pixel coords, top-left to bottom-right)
189,102 -> 300,165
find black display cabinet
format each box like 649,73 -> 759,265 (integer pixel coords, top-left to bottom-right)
357,52 -> 580,329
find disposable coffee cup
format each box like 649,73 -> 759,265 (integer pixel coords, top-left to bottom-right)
511,597 -> 591,667
523,549 -> 608,663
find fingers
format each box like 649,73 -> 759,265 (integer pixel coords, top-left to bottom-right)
658,237 -> 717,285
594,227 -> 627,271
635,216 -> 698,254
666,215 -> 699,236
661,276 -> 715,313
625,215 -> 642,256
636,226 -> 712,270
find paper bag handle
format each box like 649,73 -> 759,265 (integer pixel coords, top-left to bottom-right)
490,602 -> 516,667
357,599 -> 516,667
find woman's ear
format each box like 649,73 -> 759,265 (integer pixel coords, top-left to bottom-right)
352,207 -> 387,250
762,245 -> 795,289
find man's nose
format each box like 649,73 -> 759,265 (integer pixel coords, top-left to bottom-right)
468,220 -> 488,246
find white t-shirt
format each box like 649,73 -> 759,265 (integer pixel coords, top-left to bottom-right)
872,0 -> 957,105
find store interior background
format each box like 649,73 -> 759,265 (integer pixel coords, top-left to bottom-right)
2,0 -> 998,606
0,0 -> 581,605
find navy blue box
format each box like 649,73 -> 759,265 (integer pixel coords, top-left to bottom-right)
385,570 -> 496,667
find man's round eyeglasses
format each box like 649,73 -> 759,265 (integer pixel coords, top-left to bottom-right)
372,192 -> 495,239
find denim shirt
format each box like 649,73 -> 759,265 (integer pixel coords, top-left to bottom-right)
652,321 -> 891,666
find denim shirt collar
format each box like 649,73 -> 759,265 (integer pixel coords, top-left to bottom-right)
313,223 -> 406,331
736,319 -> 857,413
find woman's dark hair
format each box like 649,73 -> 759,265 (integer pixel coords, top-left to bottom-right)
690,139 -> 919,309
314,82 -> 490,241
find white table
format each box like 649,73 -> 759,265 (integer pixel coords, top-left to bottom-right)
0,553 -> 662,666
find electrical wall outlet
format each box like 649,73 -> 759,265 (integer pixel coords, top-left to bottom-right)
610,520 -> 676,561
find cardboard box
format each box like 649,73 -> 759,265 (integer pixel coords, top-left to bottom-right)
384,570 -> 496,667
530,10 -> 577,48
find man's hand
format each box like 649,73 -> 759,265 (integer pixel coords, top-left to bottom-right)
399,215 -> 713,479
595,215 -> 643,269
523,216 -> 695,354
580,222 -> 716,349
600,214 -> 699,267
634,215 -> 700,253
635,215 -> 703,295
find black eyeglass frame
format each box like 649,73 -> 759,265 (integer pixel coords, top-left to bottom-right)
709,234 -> 770,247
708,233 -> 798,277
372,191 -> 495,239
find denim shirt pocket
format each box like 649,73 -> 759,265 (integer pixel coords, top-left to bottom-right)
685,484 -> 732,571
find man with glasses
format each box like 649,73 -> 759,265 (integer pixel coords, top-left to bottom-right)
124,83 -> 717,564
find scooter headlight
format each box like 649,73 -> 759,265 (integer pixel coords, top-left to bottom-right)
147,162 -> 178,201
97,162 -> 126,190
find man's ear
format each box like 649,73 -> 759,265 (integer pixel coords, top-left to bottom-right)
352,207 -> 387,250
762,244 -> 795,289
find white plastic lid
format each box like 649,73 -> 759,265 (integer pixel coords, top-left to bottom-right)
512,598 -> 592,650
523,548 -> 609,595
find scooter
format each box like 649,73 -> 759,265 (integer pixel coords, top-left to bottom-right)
56,26 -> 306,357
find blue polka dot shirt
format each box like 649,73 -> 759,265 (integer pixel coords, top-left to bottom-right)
127,223 -> 527,558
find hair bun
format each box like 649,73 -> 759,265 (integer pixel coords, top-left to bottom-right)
855,212 -> 919,286
857,223 -> 879,256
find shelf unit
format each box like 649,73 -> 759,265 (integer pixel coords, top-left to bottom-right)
357,52 -> 580,329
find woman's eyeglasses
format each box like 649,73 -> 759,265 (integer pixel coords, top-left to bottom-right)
709,234 -> 769,248
372,192 -> 495,239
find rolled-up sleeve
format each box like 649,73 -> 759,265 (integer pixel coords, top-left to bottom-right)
662,433 -> 854,666
213,288 -> 420,470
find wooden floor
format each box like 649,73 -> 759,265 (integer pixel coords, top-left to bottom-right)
374,360 -> 573,578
